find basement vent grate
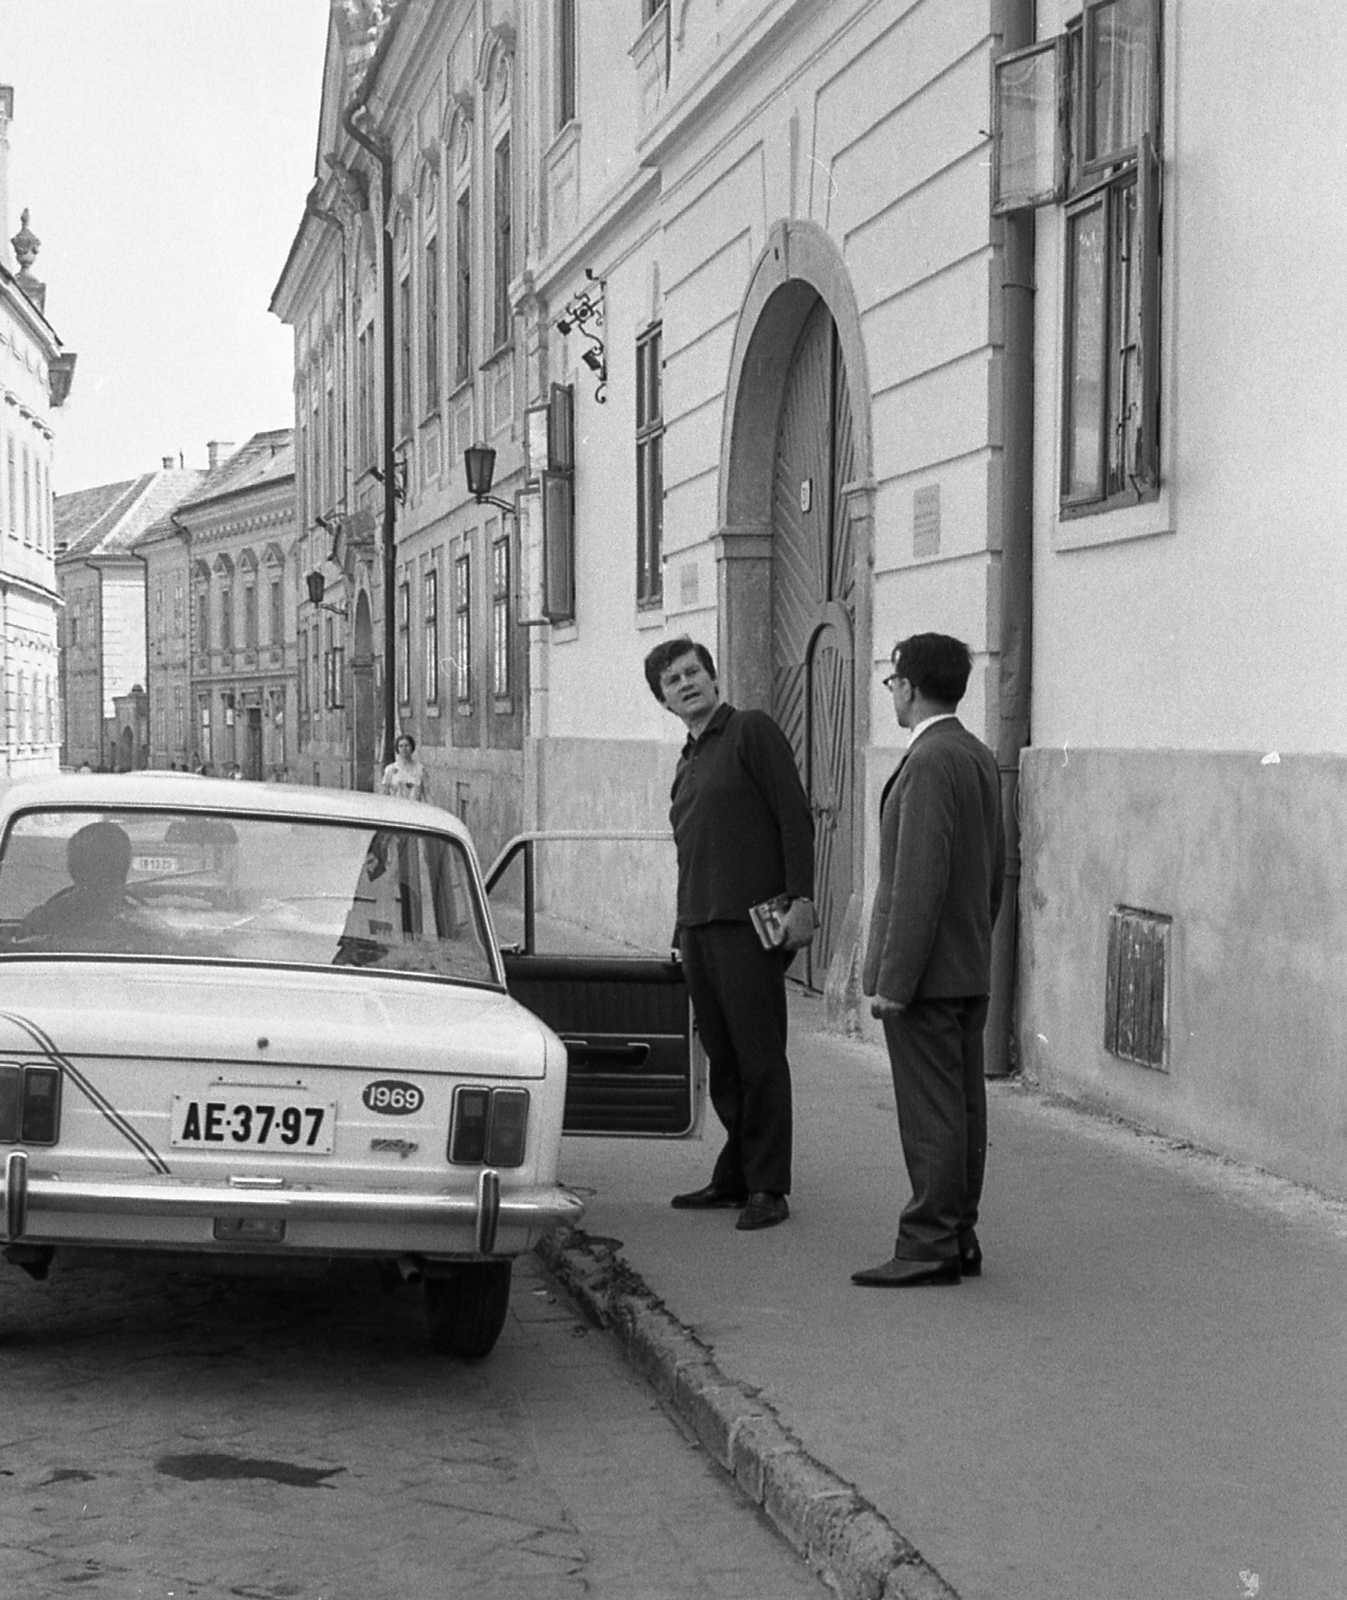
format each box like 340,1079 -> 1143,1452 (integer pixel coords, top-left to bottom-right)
1104,905 -> 1171,1071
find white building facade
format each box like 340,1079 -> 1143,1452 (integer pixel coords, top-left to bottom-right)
0,86 -> 75,780
283,0 -> 1347,1196
1006,0 -> 1347,1196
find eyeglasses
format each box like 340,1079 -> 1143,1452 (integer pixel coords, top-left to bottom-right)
882,672 -> 901,690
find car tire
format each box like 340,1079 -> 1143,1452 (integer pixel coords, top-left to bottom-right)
424,1259 -> 512,1358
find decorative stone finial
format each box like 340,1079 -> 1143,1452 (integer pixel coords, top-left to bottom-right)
11,208 -> 40,272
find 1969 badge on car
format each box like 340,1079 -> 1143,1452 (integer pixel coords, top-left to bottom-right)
0,775 -> 698,1357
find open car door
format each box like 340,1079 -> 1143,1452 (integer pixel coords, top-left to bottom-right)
485,832 -> 703,1137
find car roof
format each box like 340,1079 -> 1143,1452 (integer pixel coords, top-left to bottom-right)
0,773 -> 475,846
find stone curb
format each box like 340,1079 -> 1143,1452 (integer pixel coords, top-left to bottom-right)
536,1227 -> 962,1600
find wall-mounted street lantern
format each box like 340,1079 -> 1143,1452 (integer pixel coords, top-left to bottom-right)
463,444 -> 517,518
304,569 -> 349,618
555,269 -> 606,403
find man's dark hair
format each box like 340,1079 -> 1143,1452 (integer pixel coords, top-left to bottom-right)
642,637 -> 717,703
67,821 -> 132,891
893,633 -> 973,707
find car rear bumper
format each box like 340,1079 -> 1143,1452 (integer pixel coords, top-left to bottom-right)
3,1150 -> 583,1258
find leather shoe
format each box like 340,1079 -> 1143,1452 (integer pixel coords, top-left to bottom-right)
671,1182 -> 747,1210
959,1234 -> 983,1278
851,1255 -> 961,1287
736,1192 -> 789,1231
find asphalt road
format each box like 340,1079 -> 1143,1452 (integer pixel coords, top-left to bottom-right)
0,1249 -> 829,1600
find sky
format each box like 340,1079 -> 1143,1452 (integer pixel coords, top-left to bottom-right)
1,0 -> 330,493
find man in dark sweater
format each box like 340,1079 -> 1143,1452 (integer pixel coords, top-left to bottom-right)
644,638 -> 815,1232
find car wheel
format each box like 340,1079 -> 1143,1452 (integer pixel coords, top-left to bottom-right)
424,1260 -> 512,1358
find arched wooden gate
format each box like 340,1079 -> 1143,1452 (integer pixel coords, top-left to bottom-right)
770,299 -> 856,990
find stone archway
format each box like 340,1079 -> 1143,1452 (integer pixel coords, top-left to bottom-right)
716,220 -> 876,1013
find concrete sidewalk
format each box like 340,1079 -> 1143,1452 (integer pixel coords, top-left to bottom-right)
544,986 -> 1347,1600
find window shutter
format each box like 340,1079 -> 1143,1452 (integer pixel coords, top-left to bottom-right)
547,381 -> 574,472
541,382 -> 576,621
1133,132 -> 1161,491
541,469 -> 574,622
992,39 -> 1066,215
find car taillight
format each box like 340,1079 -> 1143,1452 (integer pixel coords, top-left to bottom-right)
448,1086 -> 528,1168
487,1090 -> 528,1167
0,1066 -> 61,1145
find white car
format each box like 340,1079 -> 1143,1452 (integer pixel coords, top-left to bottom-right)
0,776 -> 698,1357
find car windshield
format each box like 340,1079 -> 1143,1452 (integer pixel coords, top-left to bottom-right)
0,806 -> 499,986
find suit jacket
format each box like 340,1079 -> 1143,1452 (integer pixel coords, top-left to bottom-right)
862,718 -> 1005,1005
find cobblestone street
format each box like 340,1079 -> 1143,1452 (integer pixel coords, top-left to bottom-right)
0,1251 -> 828,1600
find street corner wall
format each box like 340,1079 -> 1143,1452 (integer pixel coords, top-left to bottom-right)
1018,747 -> 1347,1198
532,735 -> 679,956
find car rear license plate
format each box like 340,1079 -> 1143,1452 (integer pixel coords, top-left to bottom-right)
170,1094 -> 335,1153
134,855 -> 179,874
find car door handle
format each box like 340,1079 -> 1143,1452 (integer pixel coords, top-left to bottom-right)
560,1039 -> 651,1069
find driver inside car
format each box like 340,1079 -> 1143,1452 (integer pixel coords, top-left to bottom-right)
16,821 -> 146,952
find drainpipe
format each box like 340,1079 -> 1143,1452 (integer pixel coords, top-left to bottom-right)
343,65 -> 398,770
985,0 -> 1036,1078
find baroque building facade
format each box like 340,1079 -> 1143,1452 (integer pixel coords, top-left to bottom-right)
136,431 -> 298,776
0,85 -> 75,780
280,0 -> 1347,1197
273,0 -> 528,856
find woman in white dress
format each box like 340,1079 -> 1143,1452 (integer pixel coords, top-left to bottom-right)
380,733 -> 428,802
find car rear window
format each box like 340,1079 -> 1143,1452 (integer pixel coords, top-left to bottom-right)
0,807 -> 498,985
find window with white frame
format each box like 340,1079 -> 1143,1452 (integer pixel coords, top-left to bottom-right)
397,579 -> 411,706
424,565 -> 440,705
993,0 -> 1162,516
325,347 -> 337,509
424,234 -> 441,415
454,187 -> 472,387
398,271 -> 412,439
491,532 -> 510,700
325,619 -> 345,710
636,323 -> 664,607
492,134 -> 512,351
557,0 -> 576,129
454,549 -> 472,707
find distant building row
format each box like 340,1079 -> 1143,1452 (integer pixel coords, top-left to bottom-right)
54,432 -> 298,778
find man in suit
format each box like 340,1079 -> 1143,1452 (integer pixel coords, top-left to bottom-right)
854,633 -> 1005,1287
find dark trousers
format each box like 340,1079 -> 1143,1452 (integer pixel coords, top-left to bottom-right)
679,921 -> 792,1196
881,994 -> 989,1261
